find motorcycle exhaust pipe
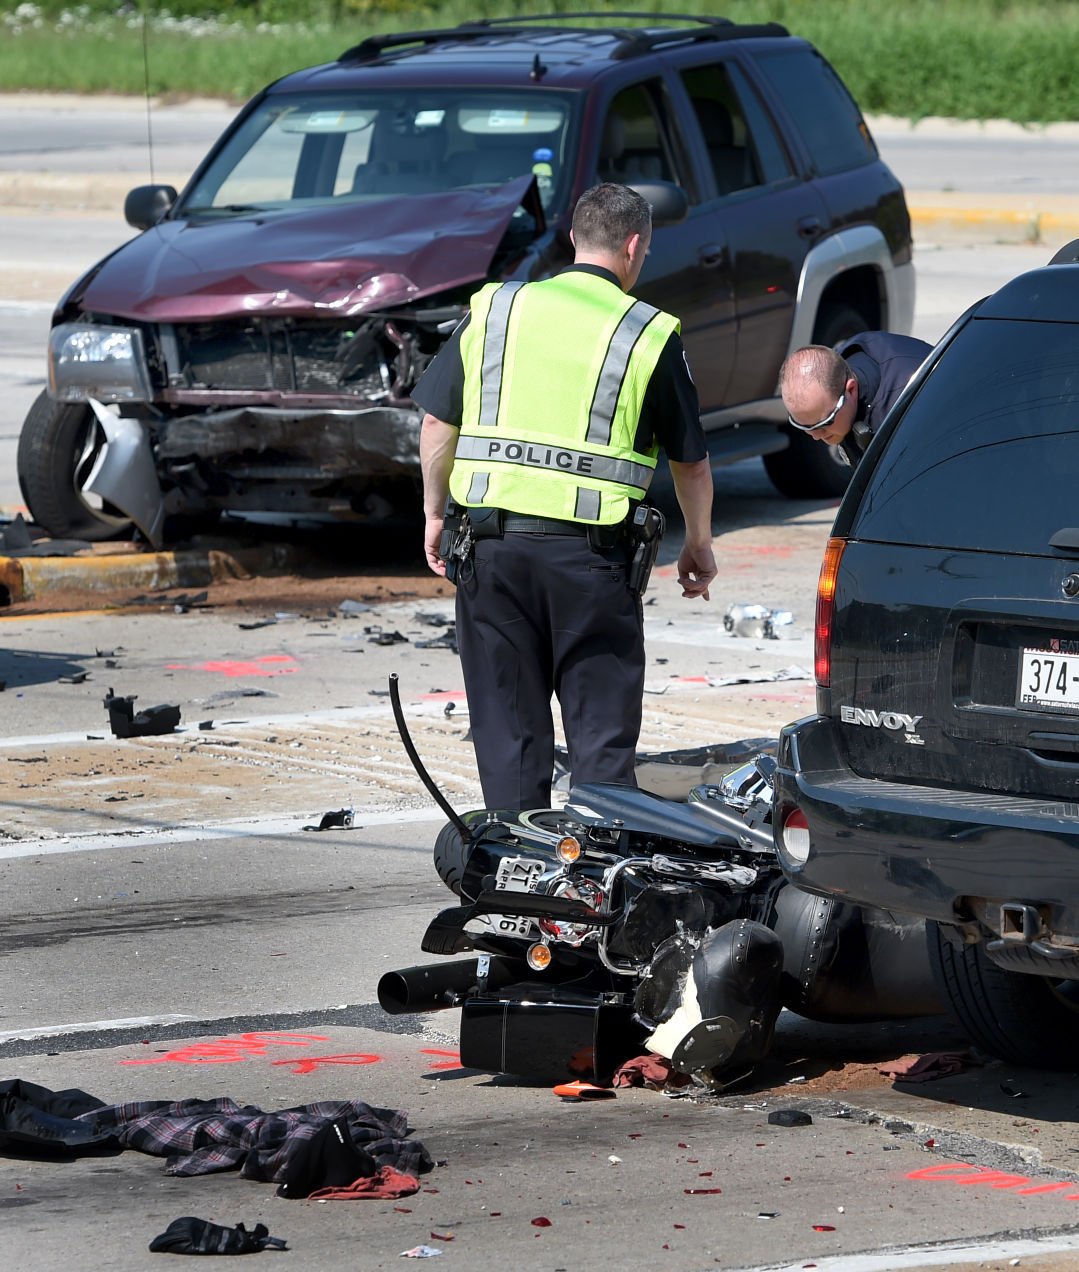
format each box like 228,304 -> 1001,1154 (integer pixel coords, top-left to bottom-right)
378,957 -> 516,1015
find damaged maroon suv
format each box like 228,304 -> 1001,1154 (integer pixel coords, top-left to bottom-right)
18,13 -> 913,545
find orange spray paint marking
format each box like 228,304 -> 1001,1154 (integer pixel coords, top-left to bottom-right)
421,1048 -> 462,1070
120,1030 -> 328,1066
165,654 -> 298,678
270,1053 -> 383,1075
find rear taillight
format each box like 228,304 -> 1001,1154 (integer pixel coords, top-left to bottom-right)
779,807 -> 811,866
815,537 -> 846,688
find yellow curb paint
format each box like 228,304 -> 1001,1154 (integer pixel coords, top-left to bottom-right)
5,548 -> 250,600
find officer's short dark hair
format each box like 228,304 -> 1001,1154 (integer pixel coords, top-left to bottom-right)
572,183 -> 652,254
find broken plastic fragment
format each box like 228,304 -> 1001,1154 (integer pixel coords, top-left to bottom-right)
303,808 -> 355,832
683,1188 -> 723,1195
768,1109 -> 813,1128
530,1217 -> 551,1228
399,1247 -> 442,1259
104,688 -> 181,739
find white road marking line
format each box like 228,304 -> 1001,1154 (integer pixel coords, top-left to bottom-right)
730,1232 -> 1079,1272
0,806 -> 445,859
0,1014 -> 198,1043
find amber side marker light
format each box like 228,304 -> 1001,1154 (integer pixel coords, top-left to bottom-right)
526,943 -> 552,971
815,537 -> 847,688
556,835 -> 582,864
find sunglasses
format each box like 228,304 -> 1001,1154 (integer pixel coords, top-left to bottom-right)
788,392 -> 845,433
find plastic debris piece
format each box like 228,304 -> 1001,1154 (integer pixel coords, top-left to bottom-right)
237,618 -> 278,630
399,1247 -> 442,1259
198,721 -> 215,731
812,1225 -> 836,1232
339,599 -> 373,616
59,671 -> 89,684
366,626 -> 409,645
415,631 -> 459,653
531,1218 -> 552,1228
684,1188 -> 723,1195
429,1232 -> 454,1241
723,602 -> 772,638
552,1080 -> 614,1100
768,1109 -> 813,1128
104,688 -> 180,739
608,1155 -> 622,1164
1000,1083 -> 1028,1098
303,808 -> 355,832
706,665 -> 811,688
758,1212 -> 779,1219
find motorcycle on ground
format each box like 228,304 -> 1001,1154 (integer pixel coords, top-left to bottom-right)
379,677 -> 941,1089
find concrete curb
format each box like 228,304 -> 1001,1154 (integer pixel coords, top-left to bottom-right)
0,541 -> 312,605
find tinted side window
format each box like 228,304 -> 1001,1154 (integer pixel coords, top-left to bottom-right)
597,82 -> 686,190
753,47 -> 875,176
679,63 -> 790,195
853,319 -> 1079,555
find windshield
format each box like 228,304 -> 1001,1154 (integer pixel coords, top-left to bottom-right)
181,89 -> 578,216
852,317 -> 1079,555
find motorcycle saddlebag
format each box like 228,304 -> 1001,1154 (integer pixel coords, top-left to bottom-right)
460,983 -> 647,1083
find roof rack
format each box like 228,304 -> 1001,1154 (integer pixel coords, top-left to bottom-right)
339,13 -> 788,65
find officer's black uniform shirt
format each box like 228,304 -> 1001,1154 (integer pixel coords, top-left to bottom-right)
838,330 -> 933,454
412,264 -> 706,463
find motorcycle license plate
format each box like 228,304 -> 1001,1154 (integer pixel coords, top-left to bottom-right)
1018,647 -> 1079,713
495,857 -> 545,893
490,856 -> 545,938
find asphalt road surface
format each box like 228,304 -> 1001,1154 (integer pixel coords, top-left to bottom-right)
4,104 -> 1079,1272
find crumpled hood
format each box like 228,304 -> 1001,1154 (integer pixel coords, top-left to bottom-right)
78,177 -> 536,323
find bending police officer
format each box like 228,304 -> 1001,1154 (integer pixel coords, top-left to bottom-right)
780,331 -> 932,466
414,182 -> 716,811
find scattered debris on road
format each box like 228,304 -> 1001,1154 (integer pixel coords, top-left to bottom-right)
303,808 -> 355,832
104,689 -> 181,739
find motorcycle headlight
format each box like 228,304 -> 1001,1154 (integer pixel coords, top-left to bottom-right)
48,323 -> 152,403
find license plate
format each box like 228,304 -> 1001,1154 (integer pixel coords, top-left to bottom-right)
494,856 -> 545,893
1018,648 -> 1079,712
489,856 -> 545,938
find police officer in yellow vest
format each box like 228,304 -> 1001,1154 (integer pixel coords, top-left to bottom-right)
415,183 -> 717,810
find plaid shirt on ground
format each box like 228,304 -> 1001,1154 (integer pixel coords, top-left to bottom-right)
78,1097 -> 433,1181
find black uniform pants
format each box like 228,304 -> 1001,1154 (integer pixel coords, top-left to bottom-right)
454,531 -> 644,810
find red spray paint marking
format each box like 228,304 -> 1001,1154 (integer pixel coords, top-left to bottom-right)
120,1031 -> 329,1066
165,654 -> 298,678
907,1161 -> 1079,1201
270,1053 -> 383,1074
421,1048 -> 462,1070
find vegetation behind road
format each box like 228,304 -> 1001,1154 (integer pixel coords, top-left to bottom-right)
3,0 -> 1078,123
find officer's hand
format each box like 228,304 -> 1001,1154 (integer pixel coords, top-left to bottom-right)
425,514 -> 447,577
677,543 -> 716,601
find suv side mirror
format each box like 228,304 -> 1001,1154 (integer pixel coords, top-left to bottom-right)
629,180 -> 688,227
124,184 -> 178,231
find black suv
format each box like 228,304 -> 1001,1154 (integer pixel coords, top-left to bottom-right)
773,242 -> 1079,1069
19,13 -> 913,546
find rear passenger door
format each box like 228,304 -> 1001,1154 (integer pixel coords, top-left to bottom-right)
672,57 -> 827,410
593,78 -> 735,413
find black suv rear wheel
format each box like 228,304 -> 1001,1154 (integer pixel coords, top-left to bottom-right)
763,303 -> 871,499
928,922 -> 1079,1068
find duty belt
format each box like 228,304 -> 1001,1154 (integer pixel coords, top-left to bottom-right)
501,515 -> 589,536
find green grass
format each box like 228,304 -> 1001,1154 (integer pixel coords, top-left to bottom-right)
2,0 -> 1079,121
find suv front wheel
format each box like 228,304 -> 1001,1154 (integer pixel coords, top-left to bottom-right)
928,922 -> 1079,1069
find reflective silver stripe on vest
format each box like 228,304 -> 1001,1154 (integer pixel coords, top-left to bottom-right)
465,471 -> 489,503
479,282 -> 526,428
585,299 -> 661,446
455,434 -> 653,491
574,487 -> 601,521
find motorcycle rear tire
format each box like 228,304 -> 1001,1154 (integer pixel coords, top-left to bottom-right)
433,821 -> 469,896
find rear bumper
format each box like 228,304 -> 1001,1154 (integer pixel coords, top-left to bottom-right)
773,714 -> 1079,936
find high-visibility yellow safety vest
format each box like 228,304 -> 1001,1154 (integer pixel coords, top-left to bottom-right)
450,271 -> 679,525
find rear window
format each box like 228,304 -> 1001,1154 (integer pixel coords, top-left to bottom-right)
852,318 -> 1079,555
752,47 -> 875,176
